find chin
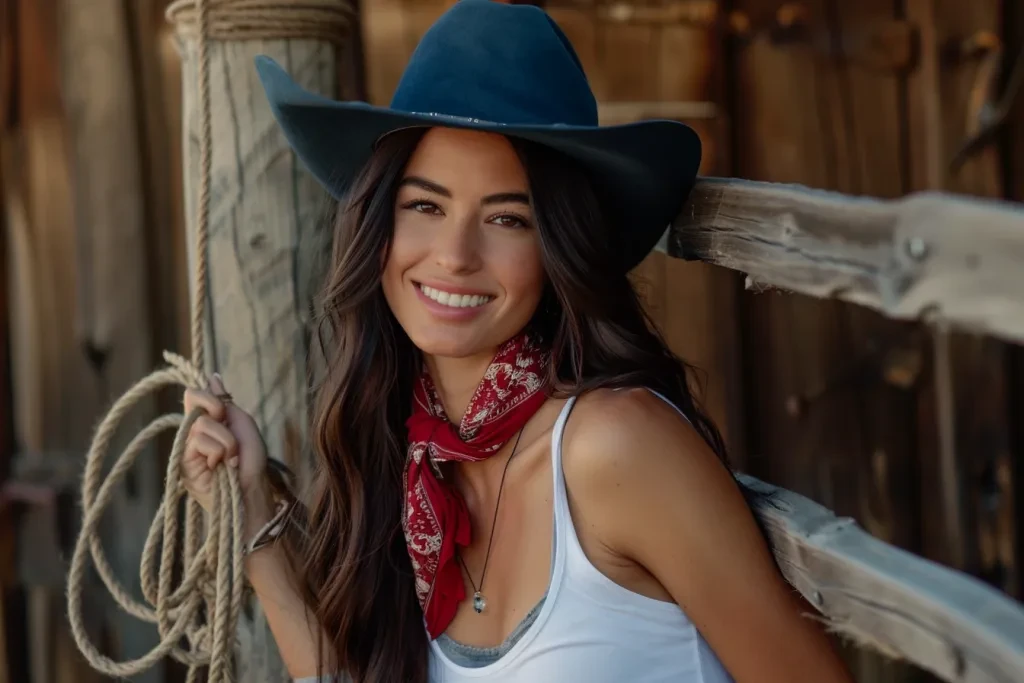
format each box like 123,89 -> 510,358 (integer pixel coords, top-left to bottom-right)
407,328 -> 481,358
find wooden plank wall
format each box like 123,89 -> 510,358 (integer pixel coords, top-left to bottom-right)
730,2 -> 925,679
906,0 -> 1017,600
1007,0 -> 1024,608
728,0 -> 1017,678
58,2 -> 166,679
1,0 -> 190,681
0,0 -> 17,680
2,0 -> 109,681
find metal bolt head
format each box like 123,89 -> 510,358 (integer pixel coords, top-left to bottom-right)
905,237 -> 929,261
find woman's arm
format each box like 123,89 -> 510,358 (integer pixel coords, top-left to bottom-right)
181,380 -> 335,680
244,488 -> 338,680
563,389 -> 854,683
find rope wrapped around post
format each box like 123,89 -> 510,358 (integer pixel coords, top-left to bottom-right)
66,2 -> 353,682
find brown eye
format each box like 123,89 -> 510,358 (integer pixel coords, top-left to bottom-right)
490,213 -> 530,229
402,199 -> 443,215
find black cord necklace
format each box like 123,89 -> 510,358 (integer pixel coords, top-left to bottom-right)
457,426 -> 526,614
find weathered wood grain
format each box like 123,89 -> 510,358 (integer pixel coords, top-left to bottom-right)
5,2 -> 117,682
58,1 -> 164,679
904,0 -> 1018,605
726,6 -> 922,680
668,177 -> 1024,346
742,473 -> 1024,683
1007,0 -> 1024,608
177,36 -> 338,683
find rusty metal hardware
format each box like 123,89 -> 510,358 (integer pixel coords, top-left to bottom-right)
592,2 -> 916,73
949,31 -> 1024,173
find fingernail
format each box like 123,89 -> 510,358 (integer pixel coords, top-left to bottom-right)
229,457 -> 239,467
213,372 -> 222,382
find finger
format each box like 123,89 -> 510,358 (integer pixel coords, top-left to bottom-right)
182,442 -> 206,473
183,388 -> 226,422
181,449 -> 211,484
209,373 -> 232,403
183,435 -> 214,478
194,416 -> 239,458
190,432 -> 229,470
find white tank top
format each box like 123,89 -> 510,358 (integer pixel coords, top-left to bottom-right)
428,392 -> 734,682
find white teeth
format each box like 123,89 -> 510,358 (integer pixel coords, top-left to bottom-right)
420,285 -> 492,308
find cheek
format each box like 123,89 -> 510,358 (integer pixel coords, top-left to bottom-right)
494,241 -> 545,305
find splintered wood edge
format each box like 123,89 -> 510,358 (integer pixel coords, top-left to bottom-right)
665,177 -> 1024,345
738,474 -> 1024,683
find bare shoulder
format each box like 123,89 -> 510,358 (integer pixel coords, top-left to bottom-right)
560,386 -> 729,498
560,388 -> 853,683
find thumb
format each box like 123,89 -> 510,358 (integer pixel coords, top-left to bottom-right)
209,373 -> 247,426
209,372 -> 229,397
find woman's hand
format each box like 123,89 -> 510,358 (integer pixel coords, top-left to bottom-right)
182,373 -> 271,519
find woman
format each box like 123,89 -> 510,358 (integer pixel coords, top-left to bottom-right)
182,2 -> 854,682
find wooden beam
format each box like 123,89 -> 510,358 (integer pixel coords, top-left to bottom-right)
742,473 -> 1024,683
173,19 -> 342,683
667,177 -> 1024,345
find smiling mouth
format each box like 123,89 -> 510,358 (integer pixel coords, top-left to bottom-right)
417,283 -> 495,309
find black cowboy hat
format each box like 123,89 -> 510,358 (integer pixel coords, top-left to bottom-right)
256,0 -> 701,272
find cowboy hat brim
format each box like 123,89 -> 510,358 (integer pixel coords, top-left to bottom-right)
255,56 -> 700,272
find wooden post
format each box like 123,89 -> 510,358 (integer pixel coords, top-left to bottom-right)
171,15 -> 343,683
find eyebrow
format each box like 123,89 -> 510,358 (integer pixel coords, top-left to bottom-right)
399,176 -> 530,206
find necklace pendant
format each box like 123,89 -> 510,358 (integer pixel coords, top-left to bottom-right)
472,591 -> 487,614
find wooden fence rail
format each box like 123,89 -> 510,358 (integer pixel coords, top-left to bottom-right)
742,475 -> 1024,683
665,178 -> 1024,683
667,178 -> 1024,345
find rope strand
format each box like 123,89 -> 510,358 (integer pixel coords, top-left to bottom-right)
67,2 -> 352,681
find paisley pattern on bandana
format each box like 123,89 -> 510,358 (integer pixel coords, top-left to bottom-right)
403,332 -> 549,639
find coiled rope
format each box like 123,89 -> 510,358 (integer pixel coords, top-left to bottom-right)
67,2 -> 353,682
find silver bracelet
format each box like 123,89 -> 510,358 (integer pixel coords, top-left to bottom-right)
243,498 -> 292,556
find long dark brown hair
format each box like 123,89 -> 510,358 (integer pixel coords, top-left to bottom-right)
295,128 -> 727,683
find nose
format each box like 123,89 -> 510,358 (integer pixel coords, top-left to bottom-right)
433,210 -> 481,274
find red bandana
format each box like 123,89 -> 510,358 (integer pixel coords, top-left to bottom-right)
403,332 -> 549,639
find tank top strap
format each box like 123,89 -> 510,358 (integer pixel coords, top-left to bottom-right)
549,395 -> 579,548
549,388 -> 691,566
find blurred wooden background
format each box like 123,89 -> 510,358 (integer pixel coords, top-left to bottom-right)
0,1 -> 1021,681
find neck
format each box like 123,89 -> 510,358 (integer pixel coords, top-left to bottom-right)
423,349 -> 498,423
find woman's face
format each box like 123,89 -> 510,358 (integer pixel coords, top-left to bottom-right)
382,128 -> 545,360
